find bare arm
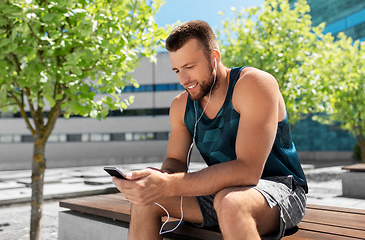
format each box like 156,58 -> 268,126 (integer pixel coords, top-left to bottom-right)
160,92 -> 192,174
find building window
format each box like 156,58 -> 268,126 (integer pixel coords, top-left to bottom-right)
1,131 -> 170,144
67,134 -> 82,142
22,135 -> 34,142
48,135 -> 59,143
110,133 -> 125,141
81,134 -> 89,142
154,132 -> 169,140
90,133 -> 103,142
13,135 -> 21,143
59,134 -> 67,142
0,135 -> 12,143
125,133 -> 133,141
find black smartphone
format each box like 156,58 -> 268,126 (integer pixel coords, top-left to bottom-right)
104,167 -> 128,180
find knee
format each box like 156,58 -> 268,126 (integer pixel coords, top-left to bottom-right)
214,188 -> 253,223
131,203 -> 165,219
215,189 -> 246,218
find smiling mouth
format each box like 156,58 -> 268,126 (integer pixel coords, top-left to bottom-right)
187,84 -> 197,90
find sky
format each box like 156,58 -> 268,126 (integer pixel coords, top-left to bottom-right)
154,0 -> 265,31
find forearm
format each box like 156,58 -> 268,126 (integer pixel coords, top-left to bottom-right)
166,159 -> 263,197
161,157 -> 188,174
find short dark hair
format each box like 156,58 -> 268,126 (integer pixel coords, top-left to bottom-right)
165,20 -> 219,59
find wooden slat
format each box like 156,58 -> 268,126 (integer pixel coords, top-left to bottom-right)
283,229 -> 361,240
342,163 -> 365,172
60,194 -> 179,223
306,204 -> 365,215
298,221 -> 365,239
60,194 -> 132,222
302,207 -> 365,230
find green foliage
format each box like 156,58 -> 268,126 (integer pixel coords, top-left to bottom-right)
0,1 -> 167,238
0,0 -> 167,123
312,34 -> 365,161
217,0 -> 329,127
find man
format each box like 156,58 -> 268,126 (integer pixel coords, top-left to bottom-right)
113,20 -> 307,240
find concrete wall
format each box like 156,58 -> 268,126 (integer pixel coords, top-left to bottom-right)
59,211 -> 129,240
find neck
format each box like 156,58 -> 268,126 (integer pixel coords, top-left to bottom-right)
199,65 -> 230,118
202,65 -> 230,102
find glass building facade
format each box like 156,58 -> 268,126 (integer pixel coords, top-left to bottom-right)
288,0 -> 363,152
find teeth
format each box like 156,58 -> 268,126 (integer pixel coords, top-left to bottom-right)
188,84 -> 196,89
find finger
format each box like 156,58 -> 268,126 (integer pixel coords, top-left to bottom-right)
147,167 -> 163,173
112,177 -> 133,192
126,169 -> 151,180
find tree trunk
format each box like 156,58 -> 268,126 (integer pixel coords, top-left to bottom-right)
30,140 -> 46,240
361,141 -> 365,163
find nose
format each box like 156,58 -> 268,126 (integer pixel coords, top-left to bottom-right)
179,70 -> 190,87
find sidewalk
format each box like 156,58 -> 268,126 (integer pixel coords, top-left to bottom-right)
0,162 -> 365,240
0,162 -> 208,206
1,162 -> 365,208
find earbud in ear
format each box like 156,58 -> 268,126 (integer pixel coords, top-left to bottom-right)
214,58 -> 217,68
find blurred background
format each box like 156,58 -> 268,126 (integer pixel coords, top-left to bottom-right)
1,0 -> 364,170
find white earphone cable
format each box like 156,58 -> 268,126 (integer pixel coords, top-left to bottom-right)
156,60 -> 218,235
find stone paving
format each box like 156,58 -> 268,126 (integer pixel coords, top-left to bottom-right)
0,162 -> 364,240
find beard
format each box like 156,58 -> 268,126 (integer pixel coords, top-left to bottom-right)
187,65 -> 217,101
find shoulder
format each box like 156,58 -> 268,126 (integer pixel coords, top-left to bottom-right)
169,91 -> 188,125
236,67 -> 279,91
233,67 -> 280,113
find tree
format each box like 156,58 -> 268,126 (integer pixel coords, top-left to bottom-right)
217,0 -> 329,129
313,33 -> 365,162
0,0 -> 167,239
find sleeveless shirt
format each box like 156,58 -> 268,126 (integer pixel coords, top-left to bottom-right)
184,67 -> 308,192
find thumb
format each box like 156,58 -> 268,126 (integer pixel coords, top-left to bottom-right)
126,169 -> 151,180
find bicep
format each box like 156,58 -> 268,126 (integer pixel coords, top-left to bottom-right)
165,94 -> 193,165
234,70 -> 280,180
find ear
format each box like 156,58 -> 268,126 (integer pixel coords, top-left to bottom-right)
211,49 -> 221,67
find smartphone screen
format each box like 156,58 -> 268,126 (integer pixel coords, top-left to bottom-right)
104,167 -> 128,180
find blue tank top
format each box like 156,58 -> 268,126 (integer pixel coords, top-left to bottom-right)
184,67 -> 308,192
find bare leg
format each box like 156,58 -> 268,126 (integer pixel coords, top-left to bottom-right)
128,196 -> 203,240
214,187 -> 280,240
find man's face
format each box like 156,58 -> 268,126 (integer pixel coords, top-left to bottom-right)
169,39 -> 215,101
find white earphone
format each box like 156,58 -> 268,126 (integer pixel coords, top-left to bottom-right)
214,58 -> 217,68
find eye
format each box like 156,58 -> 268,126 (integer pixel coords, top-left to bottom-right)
187,65 -> 194,69
174,70 -> 180,74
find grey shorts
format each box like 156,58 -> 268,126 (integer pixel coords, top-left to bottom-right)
195,175 -> 307,240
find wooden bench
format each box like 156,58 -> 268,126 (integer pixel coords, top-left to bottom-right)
59,193 -> 365,240
342,163 -> 365,199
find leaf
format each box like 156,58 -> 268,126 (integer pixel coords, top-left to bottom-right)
0,85 -> 7,102
0,38 -> 11,48
43,13 -> 55,21
128,95 -> 135,104
81,84 -> 89,93
48,98 -> 56,107
27,49 -> 38,61
55,94 -> 63,100
100,108 -> 109,119
120,102 -> 128,109
8,43 -> 18,52
63,112 -> 70,119
90,110 -> 98,118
